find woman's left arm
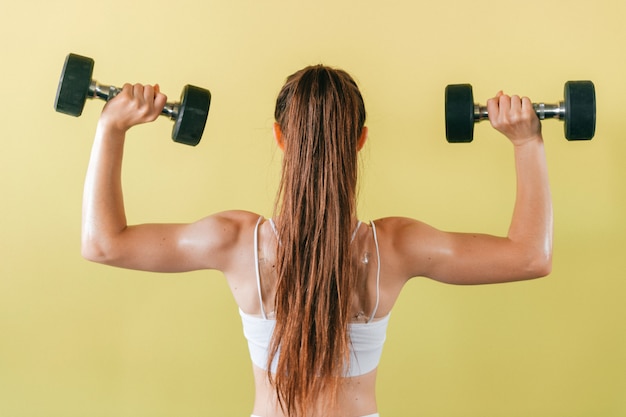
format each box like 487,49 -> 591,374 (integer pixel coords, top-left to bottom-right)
381,92 -> 552,285
81,83 -> 250,273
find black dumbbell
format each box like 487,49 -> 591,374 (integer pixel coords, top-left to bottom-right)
54,53 -> 211,146
445,81 -> 596,143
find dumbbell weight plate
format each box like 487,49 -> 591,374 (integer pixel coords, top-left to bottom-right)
171,85 -> 211,146
564,81 -> 595,140
445,84 -> 475,143
54,53 -> 94,117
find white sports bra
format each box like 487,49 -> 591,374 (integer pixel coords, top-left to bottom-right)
239,217 -> 390,377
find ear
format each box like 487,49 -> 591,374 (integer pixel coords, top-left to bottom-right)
273,122 -> 285,151
357,126 -> 368,151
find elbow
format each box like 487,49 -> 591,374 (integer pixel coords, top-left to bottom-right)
81,233 -> 119,265
508,232 -> 553,280
523,247 -> 553,279
81,243 -> 105,264
530,255 -> 552,278
81,239 -> 108,264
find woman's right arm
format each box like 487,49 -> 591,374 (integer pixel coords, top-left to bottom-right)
382,92 -> 553,285
81,83 -> 257,274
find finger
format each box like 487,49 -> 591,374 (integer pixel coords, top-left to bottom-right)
118,83 -> 133,97
132,83 -> 145,101
487,91 -> 503,122
510,95 -> 522,113
521,96 -> 540,124
498,93 -> 512,118
486,90 -> 504,106
146,84 -> 167,112
143,84 -> 155,103
154,91 -> 168,111
521,96 -> 533,113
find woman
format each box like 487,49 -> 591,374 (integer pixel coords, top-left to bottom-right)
81,66 -> 552,417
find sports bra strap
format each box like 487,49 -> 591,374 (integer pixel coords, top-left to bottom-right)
268,218 -> 279,239
368,220 -> 381,323
253,217 -> 267,319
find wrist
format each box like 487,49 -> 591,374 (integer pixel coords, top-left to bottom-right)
96,117 -> 128,142
512,133 -> 544,149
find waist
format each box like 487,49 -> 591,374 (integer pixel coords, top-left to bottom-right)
250,413 -> 380,417
251,414 -> 379,417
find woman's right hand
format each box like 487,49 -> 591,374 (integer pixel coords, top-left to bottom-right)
98,83 -> 168,135
486,91 -> 542,146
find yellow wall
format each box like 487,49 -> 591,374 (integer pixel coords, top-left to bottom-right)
1,1 -> 625,416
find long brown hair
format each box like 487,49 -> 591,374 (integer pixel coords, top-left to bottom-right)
269,65 -> 366,416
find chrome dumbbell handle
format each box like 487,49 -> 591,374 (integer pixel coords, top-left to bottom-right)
473,102 -> 566,122
87,80 -> 180,120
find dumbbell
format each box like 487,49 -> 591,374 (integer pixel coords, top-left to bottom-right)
54,53 -> 211,146
445,81 -> 596,143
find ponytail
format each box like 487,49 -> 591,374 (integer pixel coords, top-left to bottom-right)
269,66 -> 366,416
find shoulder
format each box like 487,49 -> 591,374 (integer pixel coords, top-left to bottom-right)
372,216 -> 439,253
198,210 -> 263,230
372,216 -> 442,243
196,209 -> 263,245
190,210 -> 263,272
371,216 -> 448,282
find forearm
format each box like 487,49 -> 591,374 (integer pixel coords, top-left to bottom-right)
81,121 -> 128,261
507,135 -> 553,272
